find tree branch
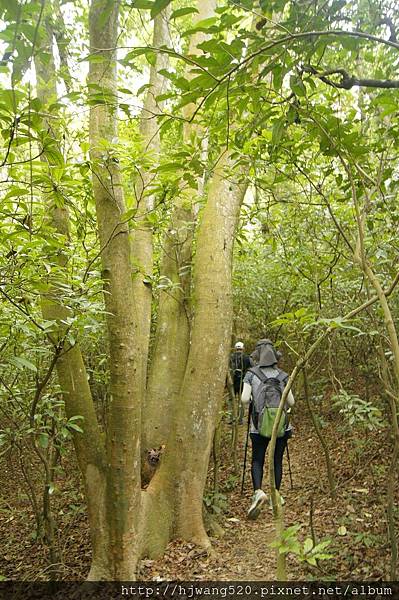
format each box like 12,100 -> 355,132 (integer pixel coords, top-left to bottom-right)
303,65 -> 399,89
378,17 -> 397,42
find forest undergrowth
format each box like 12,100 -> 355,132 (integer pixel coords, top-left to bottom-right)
0,390 -> 395,582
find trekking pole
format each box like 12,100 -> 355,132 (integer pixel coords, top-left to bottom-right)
241,403 -> 251,494
286,442 -> 293,490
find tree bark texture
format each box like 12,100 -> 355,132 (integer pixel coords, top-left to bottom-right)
142,153 -> 247,556
143,205 -> 193,452
89,0 -> 142,579
131,9 -> 171,389
34,3 -> 108,578
144,0 -> 217,453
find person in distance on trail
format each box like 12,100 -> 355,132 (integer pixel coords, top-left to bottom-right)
229,341 -> 253,424
230,341 -> 253,396
241,339 -> 294,520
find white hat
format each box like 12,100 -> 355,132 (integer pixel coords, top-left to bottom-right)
235,341 -> 244,350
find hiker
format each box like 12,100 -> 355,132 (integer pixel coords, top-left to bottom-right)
230,341 -> 253,395
229,342 -> 253,424
250,337 -> 282,365
241,339 -> 294,520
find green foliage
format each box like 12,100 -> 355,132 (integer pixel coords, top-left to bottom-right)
331,389 -> 384,430
203,490 -> 228,516
271,308 -> 316,329
129,0 -> 173,17
352,531 -> 381,549
269,525 -> 333,566
222,473 -> 240,492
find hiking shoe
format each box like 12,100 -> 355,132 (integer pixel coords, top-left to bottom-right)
248,489 -> 267,520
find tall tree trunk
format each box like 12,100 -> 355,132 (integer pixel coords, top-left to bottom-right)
141,153 -> 247,556
143,205 -> 193,452
144,0 -> 217,452
131,9 -> 171,390
34,4 -> 108,578
89,0 -> 142,579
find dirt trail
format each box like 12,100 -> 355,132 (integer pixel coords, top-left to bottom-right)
1,417 -> 389,581
140,415 -> 388,582
140,425 -> 305,581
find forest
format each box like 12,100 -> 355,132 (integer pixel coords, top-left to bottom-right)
0,0 -> 398,592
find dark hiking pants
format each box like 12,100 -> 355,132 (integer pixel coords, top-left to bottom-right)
250,432 -> 288,491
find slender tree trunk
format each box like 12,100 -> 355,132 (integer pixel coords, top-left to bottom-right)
42,441 -> 60,579
34,4 -> 108,578
131,9 -> 171,390
303,367 -> 336,496
226,371 -> 240,473
350,163 -> 399,580
89,0 -> 142,579
356,264 -> 399,581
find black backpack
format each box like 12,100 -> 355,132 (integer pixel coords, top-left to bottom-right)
250,366 -> 288,438
230,352 -> 244,376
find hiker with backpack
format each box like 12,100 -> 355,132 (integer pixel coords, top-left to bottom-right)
230,341 -> 253,395
241,339 -> 294,520
229,342 -> 253,424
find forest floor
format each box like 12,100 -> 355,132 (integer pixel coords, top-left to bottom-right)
0,406 -> 395,581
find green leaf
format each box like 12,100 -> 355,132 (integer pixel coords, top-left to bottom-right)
272,119 -> 285,146
189,73 -> 215,92
171,7 -> 198,19
183,17 -> 218,36
2,89 -> 25,109
303,538 -> 314,554
145,51 -> 157,67
158,69 -> 177,82
273,66 -> 284,92
137,83 -> 151,95
131,0 -> 153,7
290,74 -> 306,97
5,187 -> 29,199
190,17 -> 217,29
38,433 -> 49,449
20,23 -> 39,43
313,540 -> 332,553
44,147 -> 64,167
30,97 -> 42,112
124,47 -> 154,61
157,161 -> 181,173
150,0 -> 173,19
287,540 -> 302,555
67,423 -> 84,433
10,356 -> 37,372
